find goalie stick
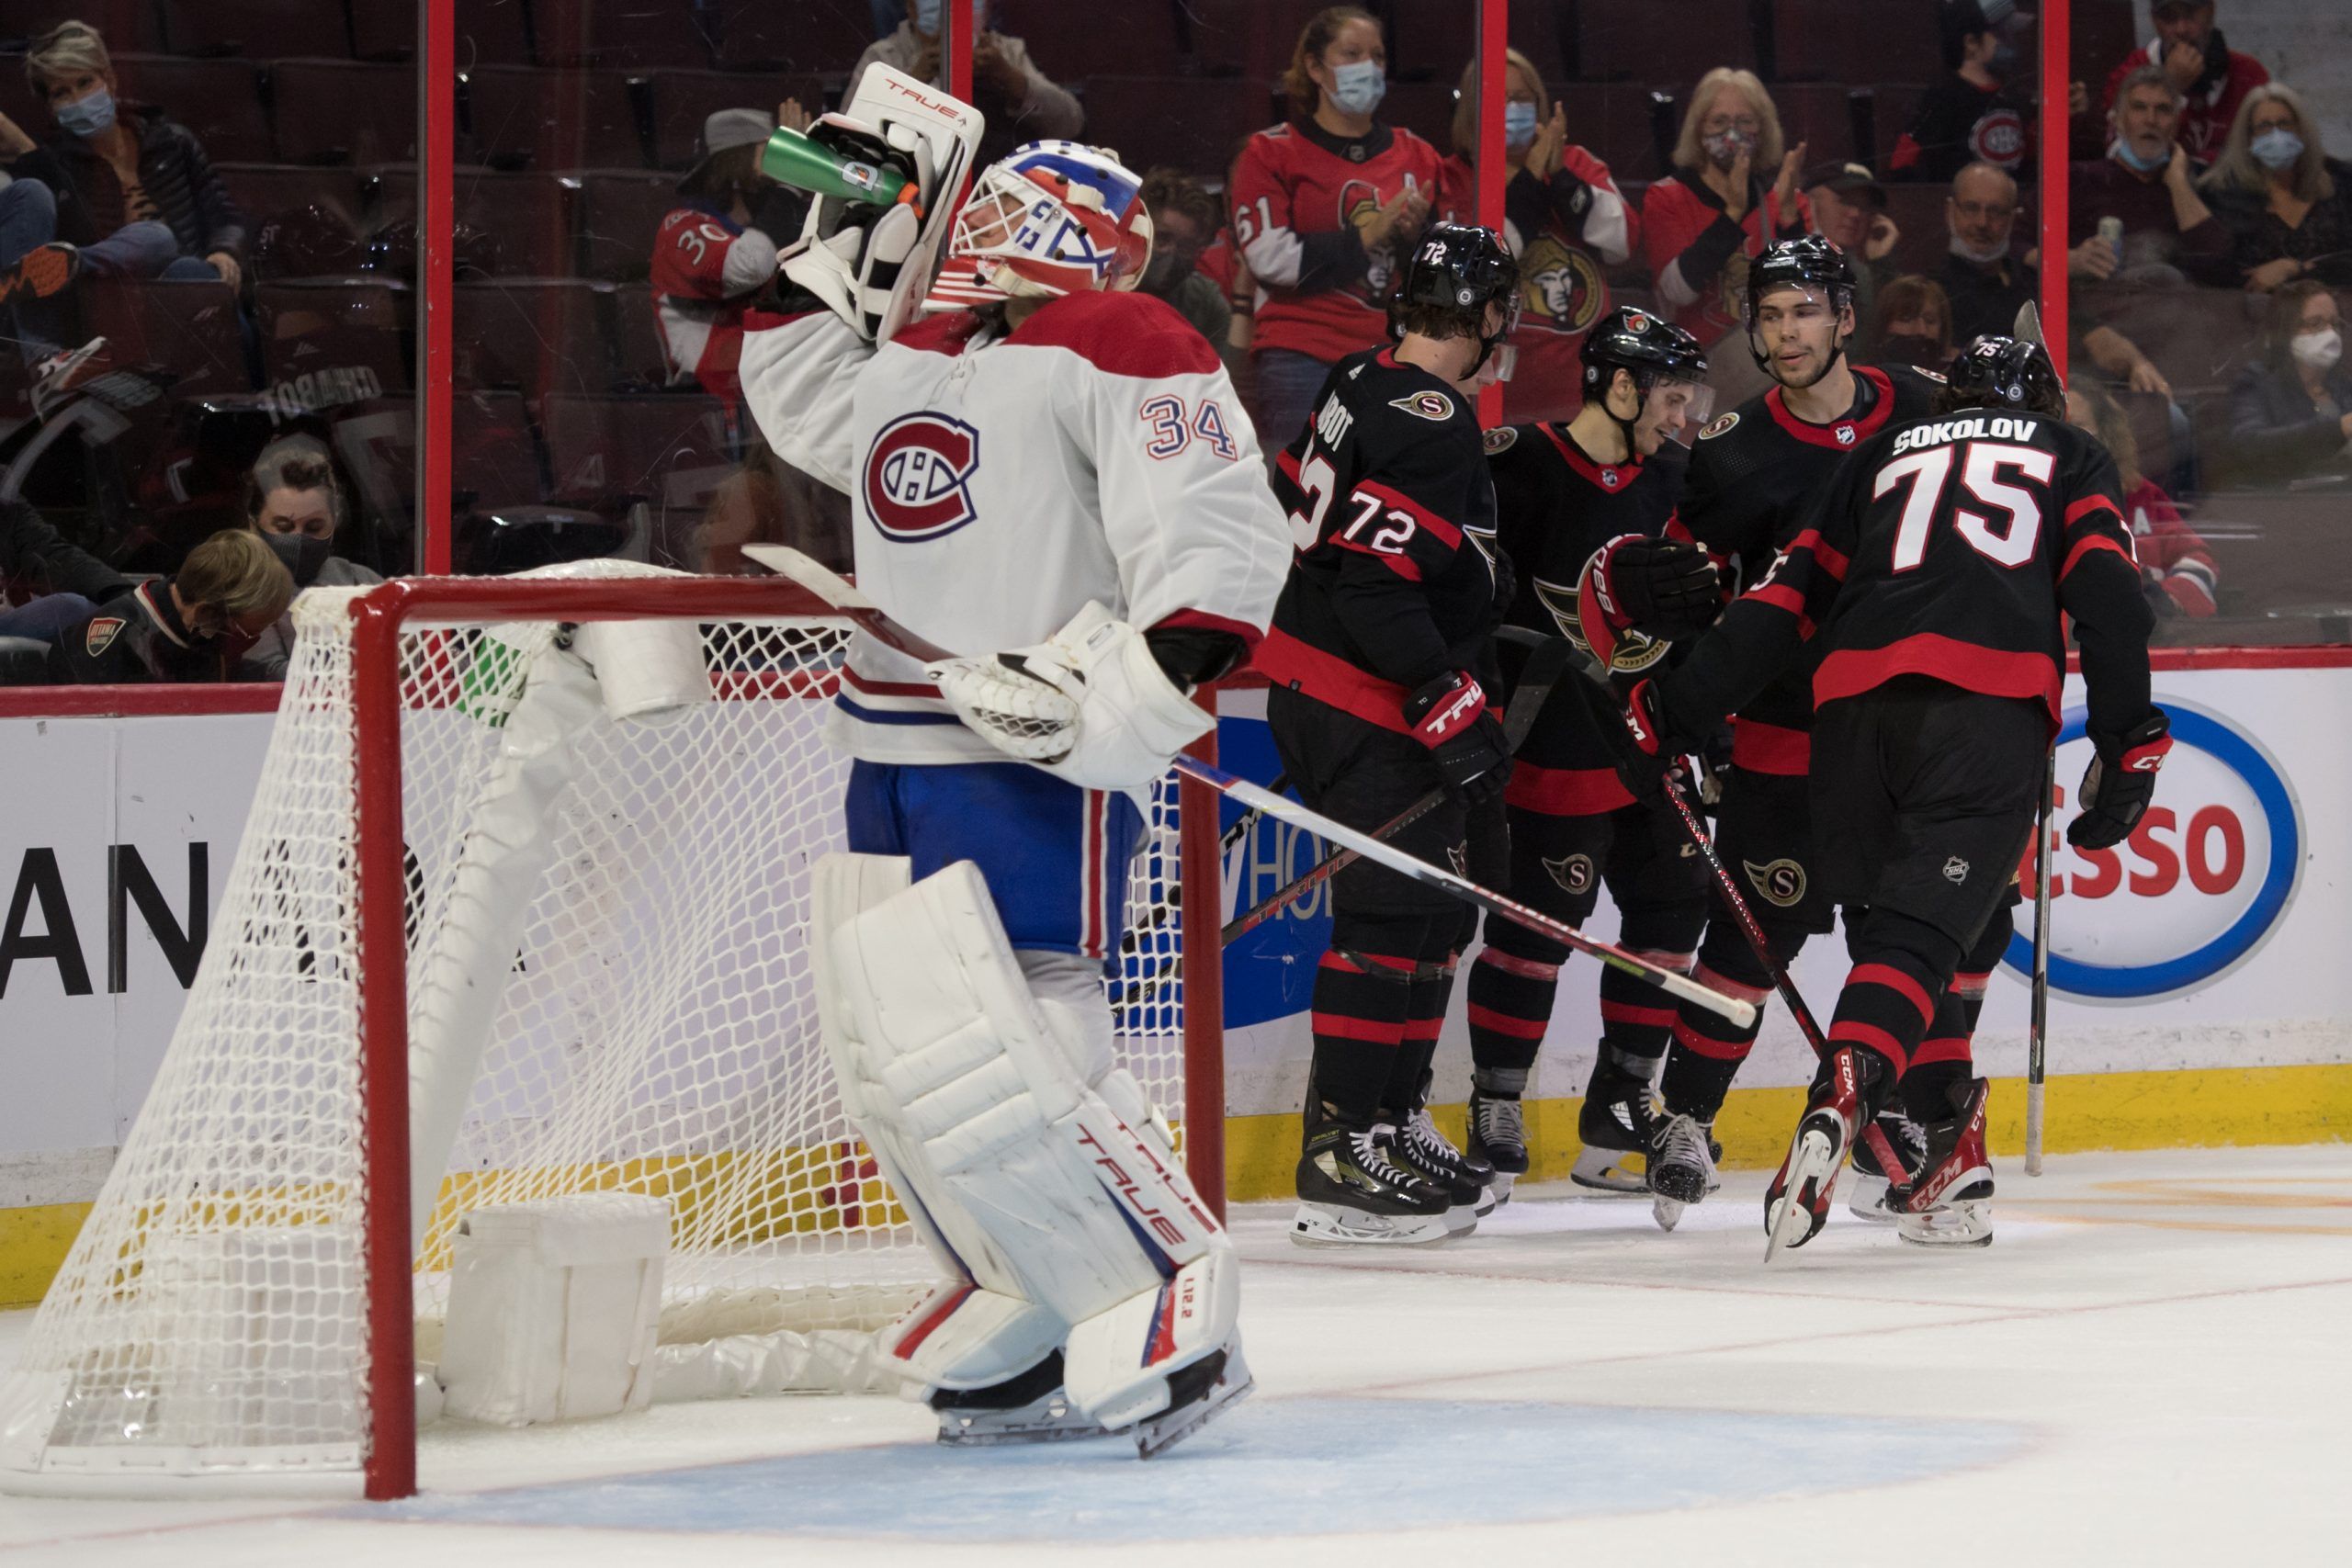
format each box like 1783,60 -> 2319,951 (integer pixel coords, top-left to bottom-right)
1218,629 -> 1573,946
747,547 -> 1758,1028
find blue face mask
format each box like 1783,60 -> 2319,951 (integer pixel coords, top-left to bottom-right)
2251,128 -> 2306,170
55,86 -> 115,138
1504,101 -> 1539,148
2109,134 -> 2168,174
1328,59 -> 1385,117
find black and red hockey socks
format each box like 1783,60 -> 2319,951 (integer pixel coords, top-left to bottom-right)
1307,947 -> 1416,1123
1828,908 -> 1962,1088
1377,961 -> 1457,1119
1904,908 -> 2013,1122
1657,926 -> 1784,1122
1466,945 -> 1555,1078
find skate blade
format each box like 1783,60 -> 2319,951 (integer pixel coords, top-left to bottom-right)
1898,1200 -> 1994,1247
1569,1145 -> 1648,1194
936,1408 -> 1112,1447
1442,1203 -> 1481,1236
1844,1170 -> 1900,1223
1651,1192 -> 1687,1233
1289,1201 -> 1455,1247
1135,1367 -> 1255,1459
1763,1129 -> 1838,1264
1487,1170 -> 1517,1207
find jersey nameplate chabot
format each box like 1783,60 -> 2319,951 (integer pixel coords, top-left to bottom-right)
1890,413 -> 2043,454
863,412 -> 982,540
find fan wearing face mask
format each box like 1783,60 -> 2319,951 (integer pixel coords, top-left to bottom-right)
2198,84 -> 2352,293
34,529 -> 292,688
2221,278 -> 2352,488
1230,6 -> 1443,454
0,19 -> 246,363
2064,63 -> 2232,291
1430,49 -> 1635,423
1640,67 -> 1814,382
235,436 -> 380,682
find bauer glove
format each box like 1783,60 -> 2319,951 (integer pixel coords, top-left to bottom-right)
2069,709 -> 2172,851
1575,536 -> 1719,670
1404,670 -> 1511,807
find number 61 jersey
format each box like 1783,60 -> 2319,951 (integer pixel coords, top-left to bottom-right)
1675,408 -> 2152,741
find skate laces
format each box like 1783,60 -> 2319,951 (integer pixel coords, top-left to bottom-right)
1473,1093 -> 1525,1149
1404,1108 -> 1464,1165
1656,1113 -> 1713,1172
1352,1125 -> 1423,1188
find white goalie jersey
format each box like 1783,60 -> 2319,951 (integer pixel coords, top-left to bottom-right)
738,289 -> 1291,765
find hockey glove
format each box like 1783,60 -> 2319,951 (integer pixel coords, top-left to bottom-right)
2069,709 -> 2172,851
1403,670 -> 1510,807
1608,675 -> 1706,806
1575,536 -> 1719,670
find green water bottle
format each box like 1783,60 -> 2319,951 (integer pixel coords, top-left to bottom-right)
761,125 -> 917,210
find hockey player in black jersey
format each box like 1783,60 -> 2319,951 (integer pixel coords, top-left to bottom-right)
1646,236 -> 1953,1224
1625,336 -> 2165,1255
1258,222 -> 1522,1246
1464,308 -> 1722,1199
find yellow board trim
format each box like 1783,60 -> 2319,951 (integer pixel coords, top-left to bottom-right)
4,1064 -> 2348,1306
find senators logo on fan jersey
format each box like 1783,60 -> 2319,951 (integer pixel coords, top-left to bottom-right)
864,413 -> 981,541
1518,235 -> 1604,337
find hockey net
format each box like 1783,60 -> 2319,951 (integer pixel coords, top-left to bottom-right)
0,566 -> 1222,1498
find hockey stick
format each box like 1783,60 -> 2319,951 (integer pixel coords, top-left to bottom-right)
2026,745 -> 2054,1177
1218,630 -> 1572,946
747,546 -> 1755,1027
1172,753 -> 1755,1026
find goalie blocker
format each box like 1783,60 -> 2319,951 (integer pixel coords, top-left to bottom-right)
812,854 -> 1250,1457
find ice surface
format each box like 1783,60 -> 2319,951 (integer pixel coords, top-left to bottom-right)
2,1144 -> 2346,1565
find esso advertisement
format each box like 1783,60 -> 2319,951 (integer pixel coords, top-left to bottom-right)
2005,696 -> 2301,1002
1215,713 -> 1332,1031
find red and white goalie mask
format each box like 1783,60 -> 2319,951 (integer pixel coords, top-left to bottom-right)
922,141 -> 1154,311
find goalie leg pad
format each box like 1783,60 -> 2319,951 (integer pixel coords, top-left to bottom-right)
824,860 -> 1246,1434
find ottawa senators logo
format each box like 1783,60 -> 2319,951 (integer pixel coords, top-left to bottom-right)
84,616 -> 125,657
1698,411 -> 1739,439
1743,857 -> 1807,908
1390,390 -> 1456,422
1484,425 -> 1519,454
1517,235 -> 1604,337
863,413 -> 980,541
1544,852 -> 1595,895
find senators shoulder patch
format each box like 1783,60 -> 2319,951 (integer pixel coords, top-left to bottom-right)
83,616 -> 125,658
1698,411 -> 1740,440
1917,367 -> 1948,383
1483,425 -> 1519,454
1389,389 -> 1455,422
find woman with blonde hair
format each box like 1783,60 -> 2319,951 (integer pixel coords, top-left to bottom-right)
2198,83 -> 2352,290
1639,66 -> 1812,351
1433,49 -> 1636,421
1228,6 -> 1442,449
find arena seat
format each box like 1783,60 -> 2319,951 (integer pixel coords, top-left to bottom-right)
1575,0 -> 1756,85
1555,83 -> 1677,183
349,0 -> 535,64
1870,83 -> 1928,173
97,56 -> 277,164
78,278 -> 254,399
158,0 -> 354,60
253,277 -> 413,399
1771,83 -> 1862,166
456,278 -> 621,400
650,69 -> 826,169
1028,0 -> 1180,80
2095,286 -> 2260,396
369,169 -> 577,276
574,171 -> 680,282
608,286 -> 669,388
529,0 -> 718,69
271,61 -> 420,165
1082,77 -> 1272,189
709,0 -> 876,73
218,164 -> 369,227
452,388 -> 553,508
465,66 -> 649,171
541,393 -> 739,509
1770,0 -> 1941,85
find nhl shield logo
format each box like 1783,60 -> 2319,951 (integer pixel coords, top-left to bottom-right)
863,412 -> 982,541
1943,855 -> 1971,884
84,616 -> 125,657
1833,423 -> 1857,446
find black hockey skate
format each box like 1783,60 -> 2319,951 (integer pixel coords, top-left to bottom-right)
1293,1100 -> 1457,1247
1572,1056 -> 1669,1194
1763,1046 -> 1888,1261
1846,1107 -> 1928,1223
1391,1072 -> 1497,1223
1893,1077 -> 1995,1247
1646,1112 -> 1716,1232
1465,1087 -> 1529,1205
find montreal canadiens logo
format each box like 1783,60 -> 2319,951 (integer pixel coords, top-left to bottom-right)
1971,108 -> 2028,167
2003,699 -> 2302,1000
863,412 -> 981,541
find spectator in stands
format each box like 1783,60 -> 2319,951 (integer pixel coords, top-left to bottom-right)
1641,66 -> 1811,384
852,0 -> 1081,168
2098,0 -> 2268,164
1891,0 -> 2034,184
1872,275 -> 1954,370
22,529 -> 291,686
2068,378 -> 2217,618
1134,168 -> 1234,367
1940,160 -> 2038,342
2199,85 -> 2352,293
238,435 -> 379,681
1804,161 -> 1898,351
1230,6 -> 1440,450
2221,279 -> 2352,488
0,495 -> 130,644
2069,65 -> 2232,289
652,104 -> 813,404
1432,50 -> 1635,423
0,20 -> 244,360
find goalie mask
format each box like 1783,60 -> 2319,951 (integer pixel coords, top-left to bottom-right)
922,141 -> 1155,312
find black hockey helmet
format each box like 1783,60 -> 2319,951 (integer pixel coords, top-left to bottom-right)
1390,221 -> 1521,374
1943,334 -> 2065,417
1580,305 -> 1709,397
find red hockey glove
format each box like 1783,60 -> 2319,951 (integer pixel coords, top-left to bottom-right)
2069,710 -> 2172,851
1403,670 -> 1510,807
1575,536 -> 1720,670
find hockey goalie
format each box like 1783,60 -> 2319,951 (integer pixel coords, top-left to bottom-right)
741,69 -> 1290,1454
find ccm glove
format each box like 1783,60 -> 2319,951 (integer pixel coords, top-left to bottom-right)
1404,670 -> 1511,807
1605,675 -> 1706,805
2069,709 -> 2173,851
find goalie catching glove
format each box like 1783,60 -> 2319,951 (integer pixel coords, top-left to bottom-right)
2069,709 -> 2171,851
928,603 -> 1218,792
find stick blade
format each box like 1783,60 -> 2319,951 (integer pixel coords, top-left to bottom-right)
2012,300 -> 2044,345
743,544 -> 873,610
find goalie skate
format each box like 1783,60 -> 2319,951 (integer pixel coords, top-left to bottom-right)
1130,1345 -> 1255,1459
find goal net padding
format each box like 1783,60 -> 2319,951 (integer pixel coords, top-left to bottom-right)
0,566 -> 1207,1496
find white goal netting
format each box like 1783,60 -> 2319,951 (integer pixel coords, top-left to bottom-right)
0,570 -> 1194,1495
